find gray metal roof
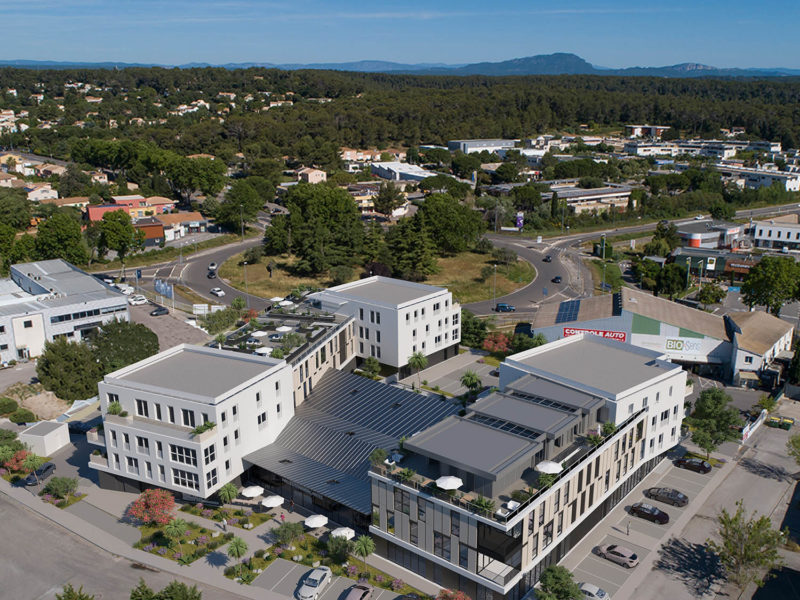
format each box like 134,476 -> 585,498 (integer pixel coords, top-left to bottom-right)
245,370 -> 459,514
506,375 -> 605,413
470,394 -> 577,436
318,276 -> 444,306
13,259 -> 112,296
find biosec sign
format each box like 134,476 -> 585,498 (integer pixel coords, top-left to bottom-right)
665,338 -> 703,354
563,327 -> 627,342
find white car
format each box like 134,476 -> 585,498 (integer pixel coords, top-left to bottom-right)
296,566 -> 332,600
694,215 -> 705,220
579,582 -> 611,600
116,284 -> 135,295
208,262 -> 218,271
210,287 -> 225,297
128,294 -> 148,306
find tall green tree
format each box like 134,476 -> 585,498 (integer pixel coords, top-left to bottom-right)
706,499 -> 785,591
90,319 -> 159,373
417,193 -> 485,255
36,338 -> 104,402
656,263 -> 687,299
459,370 -> 482,396
353,535 -> 375,575
537,565 -> 582,600
57,584 -> 95,600
741,255 -> 799,315
460,310 -> 488,348
22,453 -> 46,483
164,517 -> 189,550
99,210 -> 144,277
227,536 -> 248,576
215,179 -> 263,232
273,521 -> 304,546
0,188 -> 31,231
217,482 -> 238,504
697,282 -> 726,308
34,212 -> 89,264
687,389 -> 743,459
373,182 -> 404,216
386,215 -> 438,281
408,351 -> 428,388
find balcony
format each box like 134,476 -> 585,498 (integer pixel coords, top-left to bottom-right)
89,453 -> 108,468
104,414 -> 217,444
86,429 -> 105,446
477,560 -> 520,587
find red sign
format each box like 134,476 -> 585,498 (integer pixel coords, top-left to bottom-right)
563,327 -> 627,342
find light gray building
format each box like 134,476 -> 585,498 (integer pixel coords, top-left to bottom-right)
0,259 -> 128,363
448,140 -> 518,154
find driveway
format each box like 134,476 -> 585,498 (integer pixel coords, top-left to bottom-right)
129,303 -> 210,348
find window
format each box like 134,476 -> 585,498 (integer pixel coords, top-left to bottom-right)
418,502 -> 426,521
359,326 -> 363,338
172,468 -> 199,490
221,411 -> 226,424
412,329 -> 417,338
359,308 -> 364,320
126,456 -> 139,474
277,403 -> 281,415
642,396 -> 648,407
410,521 -> 418,545
406,313 -> 410,323
223,436 -> 229,448
204,444 -> 216,465
110,430 -> 117,447
394,488 -> 410,514
370,310 -> 375,323
376,312 -> 381,324
0,326 -> 4,333
661,409 -> 669,422
182,409 -> 195,428
113,453 -> 120,468
155,440 -> 162,456
673,405 -> 679,416
543,520 -> 553,548
530,533 -> 539,558
434,532 -> 451,561
359,342 -> 363,354
425,324 -> 430,333
136,399 -> 149,418
225,459 -> 231,472
554,489 -> 561,512
23,320 -> 32,328
628,403 -> 634,415
257,412 -> 267,426
168,406 -> 175,424
206,468 -> 218,488
169,444 -> 197,466
564,480 -> 570,504
656,392 -> 660,402
232,405 -> 238,419
671,426 -> 676,438
538,507 -> 545,526
158,464 -> 165,481
107,392 -> 119,404
451,511 -> 460,537
0,344 -> 6,351
604,470 -> 610,491
376,331 -> 381,343
557,512 -> 563,535
669,386 -> 673,396
145,462 -> 152,479
275,381 -> 280,393
234,429 -> 240,444
123,432 -> 130,447
136,436 -> 149,452
256,392 -> 261,405
459,543 -> 469,568
744,356 -> 753,364
154,403 -> 162,421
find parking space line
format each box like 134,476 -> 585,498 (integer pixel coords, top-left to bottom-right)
271,563 -> 304,591
571,565 -> 622,591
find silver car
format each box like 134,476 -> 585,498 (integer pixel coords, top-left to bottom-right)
597,544 -> 639,568
296,566 -> 332,600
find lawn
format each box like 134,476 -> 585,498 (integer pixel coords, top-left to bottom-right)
586,259 -> 624,293
135,521 -> 235,564
219,251 -> 537,305
41,491 -> 86,509
180,503 -> 273,529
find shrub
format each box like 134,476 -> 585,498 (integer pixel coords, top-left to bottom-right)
127,488 -> 175,525
0,397 -> 18,415
43,476 -> 79,499
254,549 -> 265,558
4,449 -> 30,471
8,408 -> 35,424
106,400 -> 122,415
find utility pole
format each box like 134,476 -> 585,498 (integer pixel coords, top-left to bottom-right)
239,203 -> 245,243
601,233 -> 606,293
243,261 -> 249,309
561,200 -> 565,234
493,264 -> 497,310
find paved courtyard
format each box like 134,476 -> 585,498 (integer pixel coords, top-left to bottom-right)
129,303 -> 210,349
399,350 -> 499,396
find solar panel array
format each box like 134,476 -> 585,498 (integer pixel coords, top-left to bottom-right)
555,299 -> 581,324
510,391 -> 578,414
468,412 -> 542,441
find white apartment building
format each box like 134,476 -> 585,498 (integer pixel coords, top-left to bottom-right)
89,345 -> 295,499
752,214 -> 800,250
310,277 -> 461,377
370,161 -> 431,182
715,163 -> 800,191
448,139 -> 518,154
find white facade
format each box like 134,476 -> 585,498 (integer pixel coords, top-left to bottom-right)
448,139 -> 517,154
752,218 -> 800,250
20,421 -> 70,455
310,277 -> 461,370
370,162 -> 431,182
90,345 -> 295,499
715,164 -> 800,191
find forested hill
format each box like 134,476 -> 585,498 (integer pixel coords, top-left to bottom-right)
2,67 -> 800,159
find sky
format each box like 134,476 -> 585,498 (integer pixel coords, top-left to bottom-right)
1,0 -> 799,68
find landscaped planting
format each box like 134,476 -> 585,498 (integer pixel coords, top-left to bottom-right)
134,520 -> 235,564
179,502 -> 273,529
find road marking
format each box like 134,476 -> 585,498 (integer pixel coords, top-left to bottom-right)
271,563 -> 303,590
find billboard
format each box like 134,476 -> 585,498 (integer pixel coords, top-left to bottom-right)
154,278 -> 173,299
515,211 -> 524,229
563,327 -> 627,342
664,337 -> 703,355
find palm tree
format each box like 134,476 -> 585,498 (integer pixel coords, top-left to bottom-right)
353,535 -> 375,576
227,536 -> 248,576
217,482 -> 238,505
407,352 -> 428,389
215,333 -> 226,349
22,453 -> 45,484
459,370 -> 482,399
164,517 -> 189,550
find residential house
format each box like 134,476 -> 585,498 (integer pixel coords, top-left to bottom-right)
88,205 -> 128,222
297,167 -> 327,184
134,217 -> 166,247
40,197 -> 90,211
24,183 -> 58,201
154,212 -> 208,241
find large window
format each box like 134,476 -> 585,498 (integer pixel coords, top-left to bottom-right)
172,468 -> 199,490
206,468 -> 218,488
170,444 -> 197,466
181,409 -> 195,428
136,399 -> 149,418
434,532 -> 451,561
394,488 -> 410,515
543,520 -> 553,549
451,511 -> 460,537
410,521 -> 418,545
459,543 -> 469,568
204,444 -> 216,465
418,501 -> 426,521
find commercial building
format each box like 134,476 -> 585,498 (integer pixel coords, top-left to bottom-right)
542,185 -> 633,215
371,162 -> 432,182
310,276 -> 461,377
714,163 -> 800,191
670,247 -> 758,281
369,335 -> 687,600
527,288 -> 792,384
0,259 -> 129,363
675,219 -> 745,249
625,125 -> 670,139
751,214 -> 800,251
448,140 -> 518,155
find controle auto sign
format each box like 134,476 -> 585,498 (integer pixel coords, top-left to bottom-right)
563,327 -> 627,342
665,338 -> 703,354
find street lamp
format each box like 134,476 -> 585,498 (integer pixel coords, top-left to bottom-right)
492,264 -> 497,310
601,233 -> 607,293
239,203 -> 245,243
243,261 -> 249,308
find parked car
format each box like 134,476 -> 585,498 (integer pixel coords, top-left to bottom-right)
514,322 -> 533,337
344,584 -> 373,600
645,487 -> 688,507
543,255 -> 552,262
208,262 -> 218,271
579,582 -> 610,600
495,303 -> 516,312
128,294 -> 148,306
116,284 -> 135,295
268,333 -> 283,341
149,305 -> 169,317
489,369 -> 500,377
597,544 -> 639,568
296,566 -> 332,600
67,420 -> 95,434
674,457 -> 711,473
552,276 -> 562,283
23,462 -> 56,486
210,288 -> 225,297
207,271 -> 217,279
272,207 -> 283,214
630,502 -> 669,524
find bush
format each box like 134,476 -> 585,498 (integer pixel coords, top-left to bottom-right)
43,476 -> 79,499
0,397 -> 18,415
8,408 -> 35,424
254,549 -> 265,558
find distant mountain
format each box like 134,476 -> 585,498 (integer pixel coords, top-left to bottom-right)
1,54 -> 799,78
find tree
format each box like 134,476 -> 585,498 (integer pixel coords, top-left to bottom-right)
99,210 -> 144,277
709,200 -> 735,220
214,333 -> 226,349
156,581 -> 203,600
0,188 -> 31,230
36,338 -> 104,402
90,319 -> 159,374
550,191 -> 559,220
483,332 -> 511,354
451,151 -> 481,179
368,448 -> 387,467
706,499 -> 785,591
217,482 -> 238,504
786,434 -> 800,468
493,162 -> 519,183
742,256 -> 800,315
697,282 -> 726,308
386,215 -> 438,281
511,332 -> 547,354
127,488 -> 175,525
417,193 -> 484,256
57,584 -> 95,600
353,535 -> 375,575
327,535 -> 354,564
788,341 -> 800,385
459,370 -> 482,396
273,521 -> 304,546
164,517 -> 189,550
215,179 -> 263,232
362,356 -> 381,378
537,565 -> 582,600
373,182 -> 404,216
460,310 -> 487,348
22,453 -> 45,482
34,212 -> 89,264
43,476 -> 79,499
656,263 -> 686,299
227,536 -> 248,575
687,389 -> 743,459
408,351 -> 428,388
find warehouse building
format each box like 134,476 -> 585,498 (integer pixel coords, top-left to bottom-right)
675,219 -> 745,249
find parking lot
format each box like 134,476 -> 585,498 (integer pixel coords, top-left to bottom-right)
129,303 -> 210,349
253,558 -> 402,600
568,460 -> 718,597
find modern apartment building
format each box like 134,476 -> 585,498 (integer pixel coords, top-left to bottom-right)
310,277 -> 461,377
751,214 -> 800,251
0,259 -> 129,363
369,335 -> 687,600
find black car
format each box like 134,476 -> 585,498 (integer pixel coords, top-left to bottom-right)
675,457 -> 712,473
24,462 -> 56,486
543,255 -> 552,262
630,502 -> 669,524
207,271 -> 217,279
67,420 -> 94,434
552,276 -> 562,283
645,487 -> 688,507
150,306 -> 169,316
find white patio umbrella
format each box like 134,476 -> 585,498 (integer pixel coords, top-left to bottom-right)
241,485 -> 264,498
255,347 -> 271,355
535,461 -> 563,474
330,526 -> 355,540
261,495 -> 284,509
435,475 -> 463,490
279,300 -> 294,307
304,514 -> 328,529
251,330 -> 268,338
270,296 -> 284,302
276,325 -> 293,333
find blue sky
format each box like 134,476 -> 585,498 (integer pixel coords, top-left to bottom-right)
1,0 -> 798,68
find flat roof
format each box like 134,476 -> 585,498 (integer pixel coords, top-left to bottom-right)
114,346 -> 280,401
317,276 -> 446,306
676,220 -> 741,234
470,394 -> 576,436
508,335 -> 674,397
507,375 -> 605,412
21,420 -> 66,436
12,259 -> 114,296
